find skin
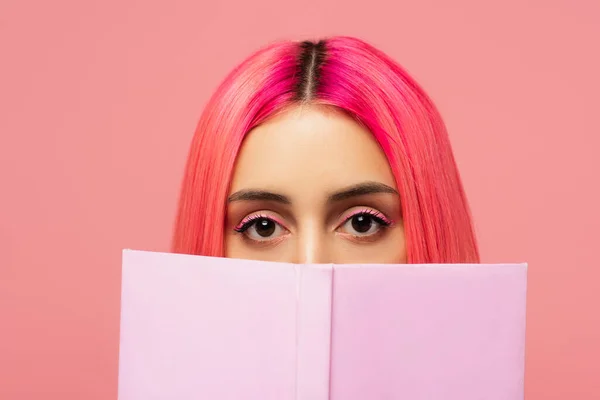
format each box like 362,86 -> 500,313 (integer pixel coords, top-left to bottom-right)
224,105 -> 406,264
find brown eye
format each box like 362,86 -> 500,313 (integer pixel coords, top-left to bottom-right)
235,215 -> 289,243
351,214 -> 374,233
254,218 -> 276,237
337,209 -> 392,238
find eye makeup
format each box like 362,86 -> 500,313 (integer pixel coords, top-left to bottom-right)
337,207 -> 394,229
233,213 -> 288,233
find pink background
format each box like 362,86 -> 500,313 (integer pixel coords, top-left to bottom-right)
0,0 -> 598,399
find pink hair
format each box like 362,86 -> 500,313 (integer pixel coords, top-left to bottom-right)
172,36 -> 480,263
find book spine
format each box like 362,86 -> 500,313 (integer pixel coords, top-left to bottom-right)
295,265 -> 333,400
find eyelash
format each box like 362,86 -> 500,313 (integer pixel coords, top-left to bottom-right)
339,208 -> 392,228
234,213 -> 284,233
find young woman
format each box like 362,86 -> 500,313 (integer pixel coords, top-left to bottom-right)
172,36 -> 479,264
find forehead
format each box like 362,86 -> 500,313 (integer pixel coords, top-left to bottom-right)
229,106 -> 396,199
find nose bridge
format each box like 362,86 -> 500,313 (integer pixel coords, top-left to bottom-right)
296,219 -> 330,264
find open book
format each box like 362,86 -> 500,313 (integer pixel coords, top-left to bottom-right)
118,249 -> 527,400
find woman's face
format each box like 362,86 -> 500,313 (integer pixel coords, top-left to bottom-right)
225,106 -> 406,264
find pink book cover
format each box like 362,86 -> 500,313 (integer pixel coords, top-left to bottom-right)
117,249 -> 527,400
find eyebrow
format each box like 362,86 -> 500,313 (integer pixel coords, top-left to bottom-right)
327,181 -> 398,203
227,181 -> 398,204
227,190 -> 291,204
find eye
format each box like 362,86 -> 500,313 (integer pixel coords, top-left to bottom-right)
337,209 -> 392,237
234,215 -> 288,242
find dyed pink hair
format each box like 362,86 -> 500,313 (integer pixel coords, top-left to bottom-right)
172,36 -> 480,263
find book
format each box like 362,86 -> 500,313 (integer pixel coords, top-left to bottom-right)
118,249 -> 527,400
